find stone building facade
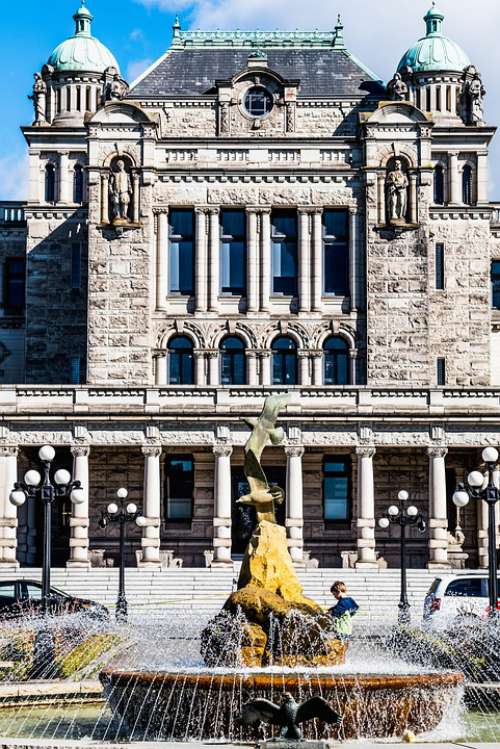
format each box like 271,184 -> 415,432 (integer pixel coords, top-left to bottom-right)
0,3 -> 500,569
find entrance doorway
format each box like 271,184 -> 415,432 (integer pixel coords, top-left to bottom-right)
231,466 -> 286,555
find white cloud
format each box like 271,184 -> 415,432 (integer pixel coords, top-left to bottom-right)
127,57 -> 155,82
0,152 -> 29,201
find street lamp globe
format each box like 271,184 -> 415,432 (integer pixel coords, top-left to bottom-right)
136,515 -> 147,527
378,517 -> 390,529
24,470 -> 41,487
407,505 -> 418,517
70,488 -> 85,505
468,470 -> 485,488
9,490 -> 26,507
54,469 -> 71,486
126,502 -> 137,515
452,489 -> 470,508
38,445 -> 55,462
388,505 -> 399,516
107,502 -> 119,515
482,447 -> 499,464
117,488 -> 128,500
398,490 -> 409,501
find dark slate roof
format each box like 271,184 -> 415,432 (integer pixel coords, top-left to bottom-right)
129,48 -> 385,99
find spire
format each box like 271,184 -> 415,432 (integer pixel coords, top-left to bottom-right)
74,1 -> 93,37
333,13 -> 345,49
172,15 -> 181,42
424,2 -> 445,37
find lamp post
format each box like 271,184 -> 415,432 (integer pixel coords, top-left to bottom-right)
378,490 -> 427,625
99,488 -> 146,623
452,446 -> 500,619
9,445 -> 84,615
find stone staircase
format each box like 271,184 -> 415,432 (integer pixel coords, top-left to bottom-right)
2,567 -> 479,624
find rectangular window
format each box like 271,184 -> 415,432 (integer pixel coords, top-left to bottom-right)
435,243 -> 445,290
4,258 -> 26,312
323,457 -> 351,522
165,456 -> 194,520
220,209 -> 246,295
70,356 -> 83,385
271,210 -> 297,296
71,243 -> 81,289
492,261 -> 500,309
323,210 -> 349,295
437,357 -> 446,386
169,210 -> 194,295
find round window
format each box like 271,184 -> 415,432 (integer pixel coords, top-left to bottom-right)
244,87 -> 273,118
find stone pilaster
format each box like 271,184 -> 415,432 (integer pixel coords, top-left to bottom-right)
260,350 -> 271,385
208,208 -> 220,312
285,444 -> 305,564
298,350 -> 310,386
140,445 -> 162,566
427,446 -> 450,569
154,350 -> 167,385
212,442 -> 233,566
355,446 -> 377,568
311,209 -> 323,312
156,211 -> 168,309
67,445 -> 90,568
298,210 -> 311,312
311,350 -> 323,386
246,209 -> 259,312
194,349 -> 206,385
0,446 -> 19,568
207,350 -> 219,385
247,350 -> 258,386
260,209 -> 271,312
195,208 -> 208,313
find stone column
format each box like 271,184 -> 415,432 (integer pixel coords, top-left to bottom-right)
59,152 -> 70,204
260,209 -> 271,312
132,174 -> 140,223
247,350 -> 258,386
0,447 -> 19,568
156,211 -> 168,310
355,446 -> 378,568
477,494 -> 489,569
349,210 -> 357,310
285,445 -> 305,564
247,209 -> 259,312
298,210 -> 311,312
140,446 -> 162,566
409,174 -> 418,224
377,174 -> 386,225
312,210 -> 323,312
477,152 -> 489,204
195,208 -> 208,313
194,349 -> 206,385
427,447 -> 450,568
260,351 -> 272,386
208,208 -> 220,313
349,350 -> 357,386
100,174 -> 109,224
208,351 -> 219,386
449,152 -> 460,205
312,351 -> 323,386
67,445 -> 90,568
155,351 -> 167,385
212,443 -> 233,566
298,351 -> 310,386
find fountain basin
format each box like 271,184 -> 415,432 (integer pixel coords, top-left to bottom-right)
100,668 -> 464,741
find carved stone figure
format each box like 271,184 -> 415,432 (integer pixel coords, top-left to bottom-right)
386,158 -> 409,223
109,160 -> 132,224
466,72 -> 486,125
387,72 -> 408,101
30,73 -> 47,126
108,74 -> 128,101
219,102 -> 230,134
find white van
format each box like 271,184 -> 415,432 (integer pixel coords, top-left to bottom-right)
423,574 -> 500,628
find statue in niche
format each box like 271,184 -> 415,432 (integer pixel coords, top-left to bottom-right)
465,69 -> 486,125
386,158 -> 409,224
387,72 -> 408,101
30,73 -> 47,126
109,159 -> 133,225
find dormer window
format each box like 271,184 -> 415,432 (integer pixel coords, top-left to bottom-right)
244,86 -> 273,117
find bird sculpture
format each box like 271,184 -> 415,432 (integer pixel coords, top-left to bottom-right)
237,394 -> 290,523
240,691 -> 343,740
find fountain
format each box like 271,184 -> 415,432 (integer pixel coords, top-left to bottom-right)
100,395 -> 464,741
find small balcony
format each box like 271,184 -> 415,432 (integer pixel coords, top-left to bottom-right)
0,202 -> 26,227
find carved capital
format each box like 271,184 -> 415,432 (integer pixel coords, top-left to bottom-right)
356,446 -> 376,459
0,445 -> 18,458
71,445 -> 90,458
153,349 -> 167,359
213,443 -> 233,458
427,446 -> 448,459
285,444 -> 304,459
142,445 -> 162,458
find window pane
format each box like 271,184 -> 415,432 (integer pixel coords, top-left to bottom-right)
272,213 -> 297,237
436,243 -> 445,290
491,261 -> 500,309
169,211 -> 194,295
221,210 -> 245,237
220,211 -> 246,295
272,212 -> 297,296
324,241 -> 348,295
170,210 -> 193,237
5,258 -> 26,310
166,457 -> 194,520
323,457 -> 350,521
323,211 -> 348,239
168,337 -> 193,384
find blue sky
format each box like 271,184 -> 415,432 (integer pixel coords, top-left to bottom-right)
1,0 -> 499,200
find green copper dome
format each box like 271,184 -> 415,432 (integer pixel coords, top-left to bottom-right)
397,4 -> 470,74
48,2 -> 120,74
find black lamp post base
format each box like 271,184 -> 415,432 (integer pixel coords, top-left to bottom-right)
116,597 -> 128,624
397,603 -> 411,625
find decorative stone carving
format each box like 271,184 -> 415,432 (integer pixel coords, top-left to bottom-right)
105,68 -> 129,101
30,73 -> 47,126
387,73 -> 408,102
463,67 -> 486,125
219,102 -> 230,134
285,102 -> 295,133
386,158 -> 409,224
109,159 -> 133,225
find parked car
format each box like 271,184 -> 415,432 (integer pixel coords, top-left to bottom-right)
0,579 -> 108,622
423,574 -> 500,628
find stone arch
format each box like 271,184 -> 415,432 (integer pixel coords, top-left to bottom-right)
265,327 -> 304,350
158,326 -> 202,350
379,147 -> 416,170
102,148 -> 138,169
213,326 -> 253,350
316,327 -> 356,351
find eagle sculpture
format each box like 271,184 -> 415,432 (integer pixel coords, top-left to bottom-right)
237,394 -> 290,523
240,692 -> 343,740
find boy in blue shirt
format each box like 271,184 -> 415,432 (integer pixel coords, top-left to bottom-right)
328,580 -> 359,640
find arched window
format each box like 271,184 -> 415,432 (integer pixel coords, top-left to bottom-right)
462,164 -> 473,205
272,336 -> 297,385
220,336 -> 246,385
73,164 -> 84,204
45,163 -> 56,203
324,336 -> 349,385
434,165 -> 445,205
168,336 -> 193,385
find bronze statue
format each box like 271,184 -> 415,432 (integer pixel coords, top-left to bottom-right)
241,692 -> 342,740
